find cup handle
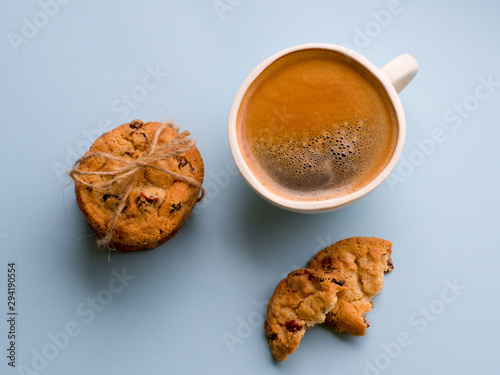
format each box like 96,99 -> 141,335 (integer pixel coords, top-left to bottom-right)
380,54 -> 419,94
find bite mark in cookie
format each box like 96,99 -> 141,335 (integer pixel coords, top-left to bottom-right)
307,237 -> 393,336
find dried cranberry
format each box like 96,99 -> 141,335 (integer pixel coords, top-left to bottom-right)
321,256 -> 332,269
129,120 -> 143,129
170,203 -> 182,213
385,260 -> 394,273
331,279 -> 345,286
285,320 -> 303,333
139,192 -> 159,204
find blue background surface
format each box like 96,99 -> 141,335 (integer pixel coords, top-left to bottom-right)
1,0 -> 499,374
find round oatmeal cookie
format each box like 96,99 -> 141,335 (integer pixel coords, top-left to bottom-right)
264,268 -> 345,361
73,119 -> 204,251
307,237 -> 393,336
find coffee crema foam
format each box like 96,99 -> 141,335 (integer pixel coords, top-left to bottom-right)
237,49 -> 398,201
252,121 -> 386,200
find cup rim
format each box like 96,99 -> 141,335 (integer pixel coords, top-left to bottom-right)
228,43 -> 406,213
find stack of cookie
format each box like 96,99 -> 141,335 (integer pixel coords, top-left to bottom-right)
264,237 -> 393,361
71,120 -> 204,251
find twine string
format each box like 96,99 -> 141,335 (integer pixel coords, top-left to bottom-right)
68,121 -> 205,249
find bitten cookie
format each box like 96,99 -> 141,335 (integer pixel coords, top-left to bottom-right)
72,120 -> 204,251
307,237 -> 393,336
264,269 -> 345,361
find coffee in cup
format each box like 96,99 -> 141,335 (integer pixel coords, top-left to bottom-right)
228,43 -> 418,213
236,48 -> 397,201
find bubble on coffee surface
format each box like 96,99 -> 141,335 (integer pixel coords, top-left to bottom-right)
250,120 -> 382,199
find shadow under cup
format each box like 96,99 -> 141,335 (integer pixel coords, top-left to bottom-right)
228,44 -> 409,213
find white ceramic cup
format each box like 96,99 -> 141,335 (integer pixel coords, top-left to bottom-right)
228,43 -> 418,213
